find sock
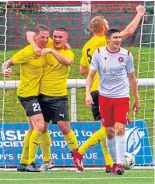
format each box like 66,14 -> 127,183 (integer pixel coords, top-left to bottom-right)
116,135 -> 126,165
78,128 -> 106,155
28,129 -> 42,164
40,131 -> 51,162
20,130 -> 31,165
63,130 -> 78,151
106,137 -> 117,164
100,128 -> 113,167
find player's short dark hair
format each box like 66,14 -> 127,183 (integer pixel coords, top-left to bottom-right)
35,24 -> 50,34
54,27 -> 68,34
106,28 -> 120,38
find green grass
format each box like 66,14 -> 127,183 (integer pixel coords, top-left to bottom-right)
0,46 -> 154,145
0,46 -> 154,120
0,169 -> 154,184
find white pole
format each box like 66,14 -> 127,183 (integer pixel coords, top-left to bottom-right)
71,88 -> 77,122
0,78 -> 154,89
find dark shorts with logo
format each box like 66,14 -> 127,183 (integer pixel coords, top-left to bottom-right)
91,90 -> 101,121
38,94 -> 69,124
18,96 -> 42,117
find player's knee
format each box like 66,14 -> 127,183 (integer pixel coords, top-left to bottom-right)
106,127 -> 115,139
61,127 -> 70,135
106,129 -> 115,139
59,124 -> 70,135
57,121 -> 70,135
43,123 -> 49,133
31,114 -> 45,132
115,122 -> 125,136
34,122 -> 44,132
106,133 -> 114,139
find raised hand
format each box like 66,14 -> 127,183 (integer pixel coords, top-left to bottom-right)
136,5 -> 146,15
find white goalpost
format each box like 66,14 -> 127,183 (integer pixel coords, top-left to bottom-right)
0,1 -> 8,168
133,0 -> 154,168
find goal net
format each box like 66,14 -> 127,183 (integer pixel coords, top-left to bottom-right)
0,1 -> 154,169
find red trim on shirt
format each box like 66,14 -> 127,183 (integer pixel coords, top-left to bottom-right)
106,47 -> 120,53
127,50 -> 130,55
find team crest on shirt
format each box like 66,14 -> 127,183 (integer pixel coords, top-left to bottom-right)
118,57 -> 124,63
101,56 -> 108,60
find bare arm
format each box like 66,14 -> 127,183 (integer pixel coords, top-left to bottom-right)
80,65 -> 89,76
128,72 -> 140,112
85,69 -> 96,107
1,59 -> 13,77
42,48 -> 72,66
121,5 -> 146,40
26,31 -> 42,55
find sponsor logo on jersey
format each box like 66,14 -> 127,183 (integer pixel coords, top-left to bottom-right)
118,57 -> 124,63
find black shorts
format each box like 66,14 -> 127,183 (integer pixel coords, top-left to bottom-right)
18,96 -> 42,117
91,91 -> 101,121
38,94 -> 69,124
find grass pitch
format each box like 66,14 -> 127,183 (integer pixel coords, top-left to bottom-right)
0,169 -> 154,184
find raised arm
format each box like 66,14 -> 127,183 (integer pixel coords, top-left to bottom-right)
121,5 -> 146,40
1,59 -> 13,77
26,31 -> 42,55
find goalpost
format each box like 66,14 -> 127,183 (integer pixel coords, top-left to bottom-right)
136,0 -> 154,168
0,1 -> 154,170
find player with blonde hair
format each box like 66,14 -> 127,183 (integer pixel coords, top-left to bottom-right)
73,5 -> 145,172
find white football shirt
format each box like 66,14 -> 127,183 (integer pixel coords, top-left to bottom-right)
90,47 -> 134,98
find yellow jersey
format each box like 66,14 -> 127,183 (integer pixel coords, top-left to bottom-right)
46,37 -> 54,48
80,36 -> 107,92
12,45 -> 46,97
40,49 -> 74,96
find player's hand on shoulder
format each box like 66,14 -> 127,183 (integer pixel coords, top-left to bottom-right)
3,68 -> 12,78
65,43 -> 71,50
136,5 -> 146,15
41,48 -> 52,55
85,93 -> 94,108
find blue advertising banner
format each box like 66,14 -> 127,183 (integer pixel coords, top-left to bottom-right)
0,120 -> 153,167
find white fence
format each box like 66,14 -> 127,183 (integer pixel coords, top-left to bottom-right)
0,78 -> 154,121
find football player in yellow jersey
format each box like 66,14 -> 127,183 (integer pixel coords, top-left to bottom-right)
73,5 -> 146,172
2,24 -> 50,172
26,27 -> 79,172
